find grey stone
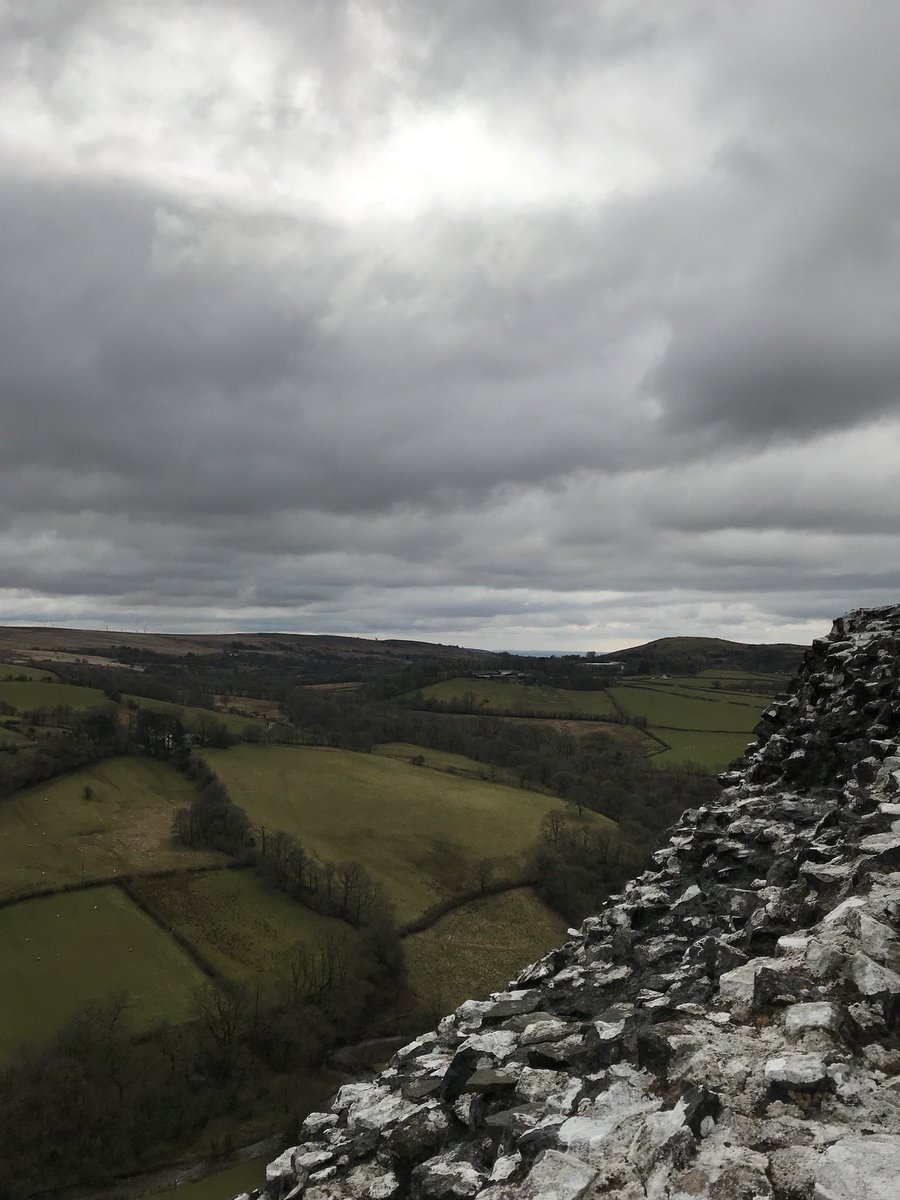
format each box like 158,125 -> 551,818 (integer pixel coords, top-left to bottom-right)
463,1067 -> 518,1093
411,1154 -> 483,1198
481,990 -> 543,1020
784,1001 -> 845,1040
764,1052 -> 829,1088
516,1150 -> 596,1200
850,952 -> 900,999
814,1134 -> 900,1200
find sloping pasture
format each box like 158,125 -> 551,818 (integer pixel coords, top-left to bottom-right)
202,745 -> 612,923
0,756 -> 221,901
403,887 -> 568,1012
413,678 -> 618,718
608,685 -> 767,733
0,885 -> 207,1058
0,680 -> 108,712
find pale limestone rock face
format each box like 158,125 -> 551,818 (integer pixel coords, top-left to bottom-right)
763,1052 -> 829,1088
814,1134 -> 900,1200
783,1000 -> 845,1040
249,605 -> 900,1200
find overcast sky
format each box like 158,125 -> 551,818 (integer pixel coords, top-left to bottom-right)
1,1 -> 898,651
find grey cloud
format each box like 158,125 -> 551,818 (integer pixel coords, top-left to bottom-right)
2,1 -> 899,647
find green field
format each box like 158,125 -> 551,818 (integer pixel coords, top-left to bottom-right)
203,745 -> 610,922
125,694 -> 268,735
0,885 -> 208,1058
609,685 -> 767,732
0,679 -> 108,712
650,729 -> 755,771
404,887 -> 568,1012
696,668 -> 788,684
0,663 -> 57,681
651,686 -> 771,707
374,742 -> 519,785
152,1154 -> 271,1200
414,678 -> 618,718
131,869 -> 347,983
0,756 -> 221,901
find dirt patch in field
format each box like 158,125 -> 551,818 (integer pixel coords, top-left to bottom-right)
15,650 -> 144,670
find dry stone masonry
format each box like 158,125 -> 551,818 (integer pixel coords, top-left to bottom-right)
244,605 -> 900,1200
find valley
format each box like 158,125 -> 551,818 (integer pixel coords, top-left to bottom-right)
0,627 -> 800,1198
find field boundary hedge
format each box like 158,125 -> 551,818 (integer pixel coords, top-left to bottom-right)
0,861 -> 246,914
618,682 -> 770,709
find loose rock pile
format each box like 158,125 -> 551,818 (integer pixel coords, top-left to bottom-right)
245,605 -> 900,1200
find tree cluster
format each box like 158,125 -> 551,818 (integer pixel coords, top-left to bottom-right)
0,704 -> 128,796
0,930 -> 390,1200
171,755 -> 252,857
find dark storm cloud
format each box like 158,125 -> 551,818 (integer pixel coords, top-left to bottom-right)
1,0 -> 898,646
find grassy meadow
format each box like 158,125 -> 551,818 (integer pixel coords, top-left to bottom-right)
650,729 -> 755,771
608,684 -> 767,733
0,885 -> 208,1058
404,886 -> 569,1012
373,741 -> 519,784
409,672 -> 773,774
203,745 -> 611,922
0,679 -> 108,712
130,869 -> 347,983
0,755 -> 221,901
414,677 -> 619,718
0,663 -> 57,681
151,1155 -> 272,1200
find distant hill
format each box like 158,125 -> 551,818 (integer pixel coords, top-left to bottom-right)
0,626 -> 492,667
600,635 -> 806,677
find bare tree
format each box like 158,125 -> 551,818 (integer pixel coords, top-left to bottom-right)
194,981 -> 247,1052
541,809 -> 563,843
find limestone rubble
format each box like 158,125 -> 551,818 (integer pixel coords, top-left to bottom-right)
242,604 -> 900,1200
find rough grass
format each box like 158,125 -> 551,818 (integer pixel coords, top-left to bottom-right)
0,680 -> 108,712
0,885 -> 208,1058
124,694 -> 268,735
150,1155 -> 272,1200
650,729 -> 755,771
404,887 -> 569,1013
0,755 -> 222,901
609,685 -> 767,732
414,678 -> 618,718
130,869 -> 347,983
203,745 -> 612,923
373,742 -> 519,785
214,694 -> 285,720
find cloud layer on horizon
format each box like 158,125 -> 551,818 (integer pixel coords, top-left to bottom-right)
1,0 -> 898,649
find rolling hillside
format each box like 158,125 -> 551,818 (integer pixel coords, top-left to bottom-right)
202,744 -> 613,923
